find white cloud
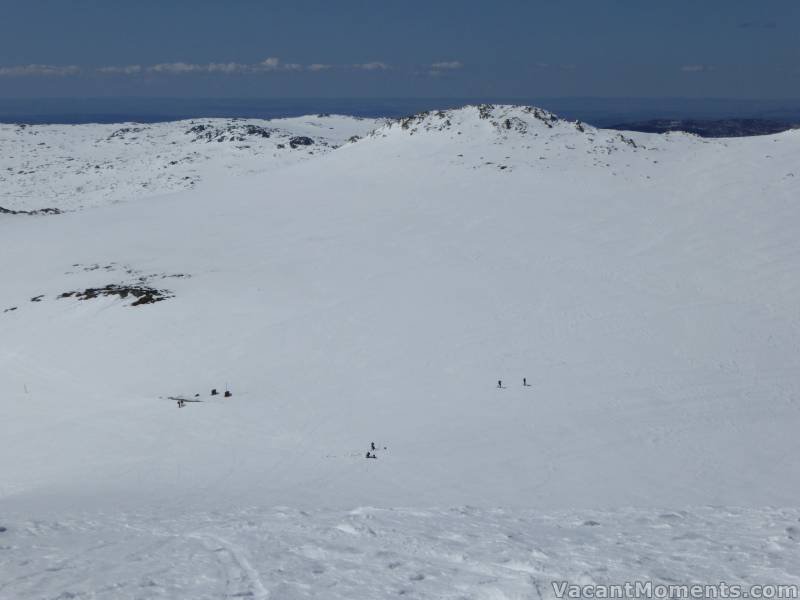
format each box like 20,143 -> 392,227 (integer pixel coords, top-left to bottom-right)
430,60 -> 463,70
148,62 -> 205,74
143,58 -> 301,74
354,61 -> 390,71
97,65 -> 142,75
0,58 -> 407,77
206,62 -> 249,74
427,60 -> 464,77
257,57 -> 281,71
680,64 -> 713,72
0,64 -> 80,76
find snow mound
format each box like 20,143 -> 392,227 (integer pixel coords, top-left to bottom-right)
386,104 -> 575,135
0,115 -> 382,212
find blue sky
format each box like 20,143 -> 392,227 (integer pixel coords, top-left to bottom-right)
0,0 -> 798,98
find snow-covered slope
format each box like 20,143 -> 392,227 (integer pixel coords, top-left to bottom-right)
0,115 -> 381,212
2,105 -> 800,597
3,506 -> 799,599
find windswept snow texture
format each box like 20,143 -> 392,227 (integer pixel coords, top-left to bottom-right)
2,104 -> 800,596
2,507 -> 799,599
0,115 -> 381,212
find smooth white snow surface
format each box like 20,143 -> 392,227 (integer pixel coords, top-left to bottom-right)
2,105 -> 800,596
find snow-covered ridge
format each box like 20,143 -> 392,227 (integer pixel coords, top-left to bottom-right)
352,103 -> 725,178
384,103 -> 575,134
0,114 -> 382,212
4,104 -> 780,215
374,103 -> 640,143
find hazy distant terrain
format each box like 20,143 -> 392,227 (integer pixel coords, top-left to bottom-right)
608,118 -> 799,137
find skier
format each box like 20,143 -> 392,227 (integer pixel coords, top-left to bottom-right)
497,380 -> 502,389
211,388 -> 218,396
523,377 -> 527,387
370,442 -> 376,451
224,390 -> 232,398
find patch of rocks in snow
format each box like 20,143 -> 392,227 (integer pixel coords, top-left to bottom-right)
2,262 -> 189,314
0,115 -> 382,213
362,104 -> 716,176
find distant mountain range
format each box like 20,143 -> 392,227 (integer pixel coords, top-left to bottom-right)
608,118 -> 799,137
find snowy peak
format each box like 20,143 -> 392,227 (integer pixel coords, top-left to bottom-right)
377,104 -> 594,137
366,103 -> 652,157
352,104 -> 665,177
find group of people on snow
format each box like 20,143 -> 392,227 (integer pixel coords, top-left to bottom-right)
497,378 -> 531,389
366,441 -> 384,459
175,387 -> 233,407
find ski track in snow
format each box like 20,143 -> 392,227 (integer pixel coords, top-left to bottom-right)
1,507 -> 800,599
188,532 -> 270,600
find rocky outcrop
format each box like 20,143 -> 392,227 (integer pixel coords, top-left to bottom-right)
289,136 -> 314,149
58,284 -> 173,307
187,123 -> 275,143
0,205 -> 62,216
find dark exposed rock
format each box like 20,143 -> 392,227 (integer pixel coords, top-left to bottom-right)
521,106 -> 557,127
615,133 -> 638,148
187,123 -> 275,143
243,124 -> 272,138
58,284 -> 173,307
108,127 -> 146,140
478,104 -> 495,119
501,117 -> 528,134
288,136 -> 314,148
399,111 -> 430,130
0,205 -> 62,216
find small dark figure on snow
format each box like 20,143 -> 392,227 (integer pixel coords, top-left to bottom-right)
523,378 -> 527,387
224,390 -> 232,398
370,442 -> 376,451
497,380 -> 502,389
366,452 -> 377,459
211,388 -> 218,396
